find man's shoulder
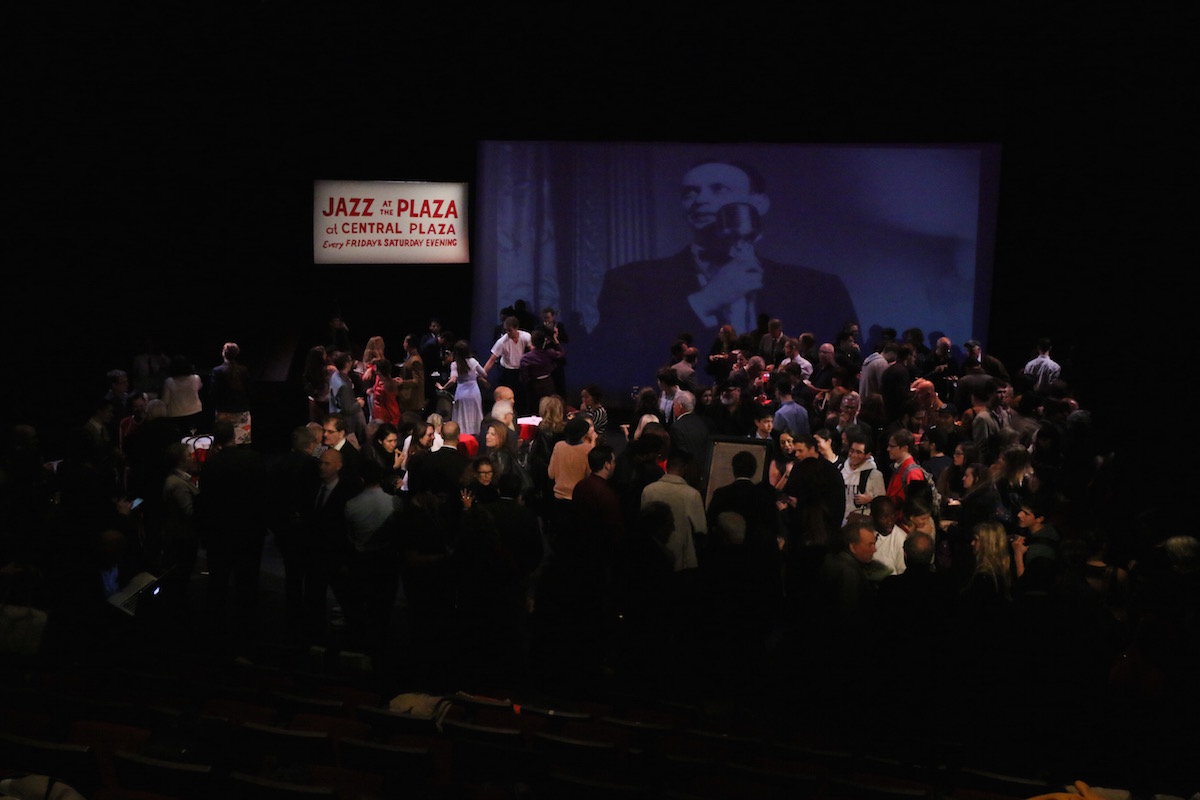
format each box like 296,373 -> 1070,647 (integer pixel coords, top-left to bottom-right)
436,452 -> 467,476
814,457 -> 842,478
840,460 -> 867,479
821,549 -> 861,575
271,449 -> 319,473
575,473 -> 614,497
674,412 -> 712,432
327,478 -> 359,503
165,471 -> 197,490
647,473 -> 686,489
344,486 -> 374,509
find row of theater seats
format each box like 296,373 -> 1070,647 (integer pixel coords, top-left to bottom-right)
0,652 -> 1069,800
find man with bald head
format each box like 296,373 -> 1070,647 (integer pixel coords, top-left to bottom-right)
407,420 -> 468,499
301,446 -> 359,639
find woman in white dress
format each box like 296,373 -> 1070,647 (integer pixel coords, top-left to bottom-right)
438,340 -> 489,437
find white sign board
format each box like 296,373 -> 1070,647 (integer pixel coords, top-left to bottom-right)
314,179 -> 469,264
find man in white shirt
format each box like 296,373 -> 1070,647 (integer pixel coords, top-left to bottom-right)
482,315 -> 533,412
780,337 -> 814,381
866,495 -> 907,580
1022,337 -> 1061,393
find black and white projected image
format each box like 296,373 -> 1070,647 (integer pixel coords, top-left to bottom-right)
474,142 -> 999,399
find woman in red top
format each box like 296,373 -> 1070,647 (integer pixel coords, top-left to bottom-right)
369,358 -> 401,426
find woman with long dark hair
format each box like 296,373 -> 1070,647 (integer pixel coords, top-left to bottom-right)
365,421 -> 405,493
769,431 -> 797,492
941,461 -> 1004,581
437,340 -> 488,440
482,418 -> 516,480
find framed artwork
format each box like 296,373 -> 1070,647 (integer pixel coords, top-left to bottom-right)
704,436 -> 772,509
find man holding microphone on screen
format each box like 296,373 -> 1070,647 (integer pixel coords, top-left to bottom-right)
594,159 -> 857,389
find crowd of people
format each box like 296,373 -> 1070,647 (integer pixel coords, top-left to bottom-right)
2,309 -> 1197,791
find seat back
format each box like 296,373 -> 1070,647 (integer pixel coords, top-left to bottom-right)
111,750 -> 214,800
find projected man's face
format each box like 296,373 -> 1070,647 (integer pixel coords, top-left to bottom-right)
679,162 -> 765,238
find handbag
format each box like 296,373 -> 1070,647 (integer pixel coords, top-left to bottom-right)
0,594 -> 48,656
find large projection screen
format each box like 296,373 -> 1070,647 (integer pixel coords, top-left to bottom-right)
474,142 -> 999,398
314,179 -> 469,264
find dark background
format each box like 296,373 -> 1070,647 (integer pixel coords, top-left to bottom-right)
6,8 -> 1186,469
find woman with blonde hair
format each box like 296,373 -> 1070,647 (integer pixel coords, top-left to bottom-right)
526,395 -> 567,508
956,520 -> 1018,682
972,522 -> 1011,578
538,395 -> 566,436
965,521 -> 1013,602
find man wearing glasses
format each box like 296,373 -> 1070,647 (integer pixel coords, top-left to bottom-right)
322,414 -> 362,490
884,429 -> 924,510
840,430 -> 884,524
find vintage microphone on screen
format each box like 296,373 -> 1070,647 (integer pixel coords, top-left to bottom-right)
714,201 -> 762,246
709,202 -> 763,327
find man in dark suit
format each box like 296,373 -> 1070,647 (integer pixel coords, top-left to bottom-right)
321,413 -> 363,493
703,448 -> 786,658
198,420 -> 268,639
668,389 -> 713,492
706,448 -> 783,552
813,519 -> 878,649
405,420 -> 468,501
782,433 -> 848,606
759,318 -> 788,367
593,160 -> 858,390
266,425 -> 322,636
418,317 -> 444,410
303,446 -> 360,640
485,471 -> 546,587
